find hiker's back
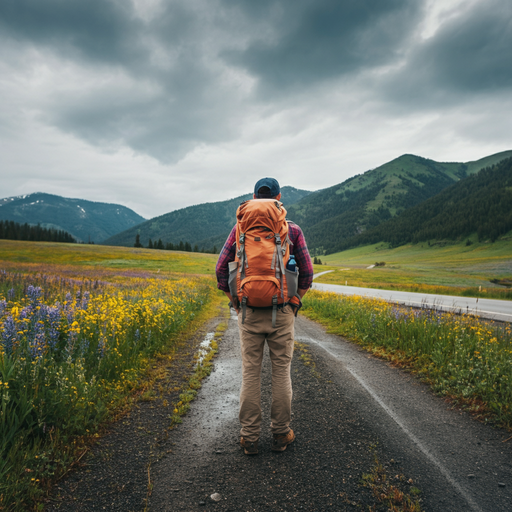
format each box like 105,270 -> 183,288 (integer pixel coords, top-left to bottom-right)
229,199 -> 298,315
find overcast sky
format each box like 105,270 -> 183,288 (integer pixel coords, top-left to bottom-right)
1,0 -> 511,218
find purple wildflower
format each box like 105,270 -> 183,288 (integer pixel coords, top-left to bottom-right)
0,299 -> 6,316
46,305 -> 62,351
80,336 -> 90,355
81,291 -> 90,310
29,321 -> 46,359
27,285 -> 43,304
1,315 -> 17,356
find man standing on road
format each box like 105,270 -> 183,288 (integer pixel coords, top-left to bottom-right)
215,177 -> 314,455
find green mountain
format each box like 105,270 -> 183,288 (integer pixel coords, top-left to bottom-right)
338,156 -> 512,249
285,150 -> 512,254
103,186 -> 312,249
0,193 -> 146,243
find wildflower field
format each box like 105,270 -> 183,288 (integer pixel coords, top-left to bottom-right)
0,265 -> 215,509
302,291 -> 512,429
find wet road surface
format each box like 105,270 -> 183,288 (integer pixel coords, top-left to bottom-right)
148,311 -> 512,511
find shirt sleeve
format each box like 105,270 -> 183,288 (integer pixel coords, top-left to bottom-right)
288,222 -> 314,290
215,226 -> 237,292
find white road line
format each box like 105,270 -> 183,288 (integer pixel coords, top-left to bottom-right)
301,335 -> 483,512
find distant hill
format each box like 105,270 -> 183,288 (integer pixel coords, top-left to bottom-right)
337,156 -> 512,250
0,193 -> 146,243
103,186 -> 312,249
285,150 -> 512,254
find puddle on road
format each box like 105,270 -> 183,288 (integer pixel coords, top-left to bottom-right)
196,332 -> 215,366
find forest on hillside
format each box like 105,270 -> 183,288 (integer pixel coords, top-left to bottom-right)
287,154 -> 474,254
335,157 -> 512,252
0,220 -> 76,244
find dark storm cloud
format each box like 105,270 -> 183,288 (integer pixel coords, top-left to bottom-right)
224,0 -> 423,91
0,0 -> 143,65
1,0 -> 510,167
384,0 -> 512,104
0,0 -> 426,163
0,0 -> 239,161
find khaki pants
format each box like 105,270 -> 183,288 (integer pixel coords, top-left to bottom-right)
237,305 -> 295,442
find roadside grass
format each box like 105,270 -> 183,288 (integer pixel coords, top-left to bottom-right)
313,265 -> 512,301
168,314 -> 229,429
301,291 -> 512,430
0,260 -> 221,511
294,341 -> 321,379
314,236 -> 512,300
361,446 -> 423,512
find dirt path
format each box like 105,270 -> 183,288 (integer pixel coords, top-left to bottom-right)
47,310 -> 512,511
148,310 -> 384,511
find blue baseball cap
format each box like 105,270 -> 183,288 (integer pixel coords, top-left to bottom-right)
254,177 -> 280,198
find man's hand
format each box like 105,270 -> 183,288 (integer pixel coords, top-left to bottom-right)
224,291 -> 239,314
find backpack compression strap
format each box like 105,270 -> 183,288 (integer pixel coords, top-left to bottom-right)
237,232 -> 248,281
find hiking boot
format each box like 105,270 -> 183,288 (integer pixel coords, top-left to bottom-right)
240,437 -> 258,455
272,429 -> 295,452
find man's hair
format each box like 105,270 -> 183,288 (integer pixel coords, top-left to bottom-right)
256,186 -> 274,199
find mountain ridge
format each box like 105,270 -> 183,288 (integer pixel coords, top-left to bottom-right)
0,192 -> 146,243
103,186 -> 312,249
286,150 -> 512,254
3,149 -> 511,251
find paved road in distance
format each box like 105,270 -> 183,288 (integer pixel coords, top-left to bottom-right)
312,272 -> 512,323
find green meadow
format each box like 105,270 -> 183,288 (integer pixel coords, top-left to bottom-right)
315,236 -> 512,299
0,239 -> 218,276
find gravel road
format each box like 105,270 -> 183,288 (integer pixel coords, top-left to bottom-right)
47,309 -> 512,511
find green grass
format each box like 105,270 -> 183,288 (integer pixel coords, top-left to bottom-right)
315,236 -> 512,300
0,240 -> 218,276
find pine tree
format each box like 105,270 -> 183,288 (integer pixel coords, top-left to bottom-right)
148,238 -> 153,249
134,234 -> 143,247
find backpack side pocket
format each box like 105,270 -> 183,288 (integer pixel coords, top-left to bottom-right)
285,267 -> 299,299
228,260 -> 239,298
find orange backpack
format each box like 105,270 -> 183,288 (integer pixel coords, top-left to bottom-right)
228,199 -> 299,326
